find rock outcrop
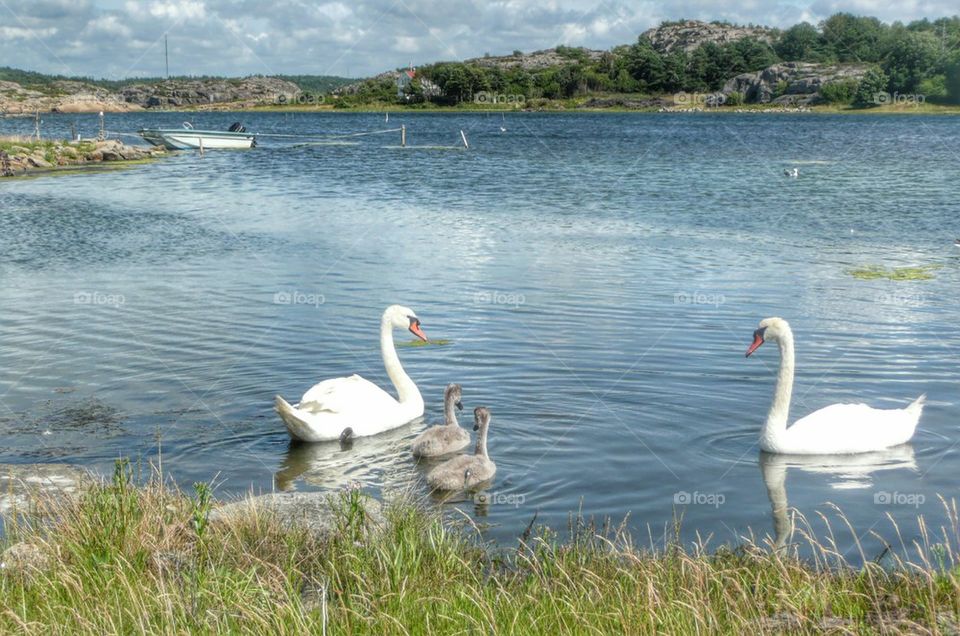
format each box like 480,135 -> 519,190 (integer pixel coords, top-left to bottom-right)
465,48 -> 606,71
722,62 -> 871,104
119,76 -> 299,109
0,138 -> 166,177
642,20 -> 776,54
0,76 -> 300,114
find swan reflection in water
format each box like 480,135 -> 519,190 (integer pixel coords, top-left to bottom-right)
274,419 -> 422,492
759,444 -> 917,550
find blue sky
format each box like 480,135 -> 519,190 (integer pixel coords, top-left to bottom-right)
0,0 -> 956,79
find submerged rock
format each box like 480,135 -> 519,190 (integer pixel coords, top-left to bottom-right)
0,463 -> 92,515
209,491 -> 383,537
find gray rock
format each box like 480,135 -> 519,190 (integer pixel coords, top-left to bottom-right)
643,20 -> 775,54
208,491 -> 383,537
0,542 -> 50,576
119,76 -> 300,109
723,62 -> 871,104
0,463 -> 92,516
26,154 -> 52,169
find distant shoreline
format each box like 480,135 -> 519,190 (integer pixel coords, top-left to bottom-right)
6,103 -> 959,116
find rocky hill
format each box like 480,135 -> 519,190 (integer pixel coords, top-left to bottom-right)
119,76 -> 299,108
1,75 -> 313,114
464,48 -> 606,71
642,20 -> 776,53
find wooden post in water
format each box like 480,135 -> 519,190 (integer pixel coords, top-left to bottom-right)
460,130 -> 468,149
98,111 -> 105,141
199,137 -> 204,157
401,125 -> 406,147
34,111 -> 40,141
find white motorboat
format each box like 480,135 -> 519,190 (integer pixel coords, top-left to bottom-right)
139,122 -> 256,150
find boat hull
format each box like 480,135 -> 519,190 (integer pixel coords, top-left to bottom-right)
139,129 -> 256,150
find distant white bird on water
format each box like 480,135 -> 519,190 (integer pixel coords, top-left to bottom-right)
784,168 -> 799,178
954,238 -> 960,248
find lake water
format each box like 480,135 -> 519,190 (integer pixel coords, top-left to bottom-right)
1,111 -> 958,560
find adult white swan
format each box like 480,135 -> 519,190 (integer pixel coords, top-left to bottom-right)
745,317 -> 925,454
274,305 -> 428,442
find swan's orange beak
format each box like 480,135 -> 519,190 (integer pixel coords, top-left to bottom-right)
409,320 -> 428,342
745,330 -> 765,357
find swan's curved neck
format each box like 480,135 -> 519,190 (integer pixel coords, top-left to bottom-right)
444,396 -> 459,427
763,328 -> 795,449
474,423 -> 488,457
381,316 -> 422,407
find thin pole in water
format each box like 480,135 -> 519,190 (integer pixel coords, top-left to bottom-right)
34,111 -> 40,141
98,111 -> 105,141
199,137 -> 204,157
460,130 -> 468,149
401,125 -> 406,147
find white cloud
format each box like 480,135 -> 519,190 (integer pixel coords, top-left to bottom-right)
393,35 -> 420,53
148,1 -> 206,20
0,26 -> 59,39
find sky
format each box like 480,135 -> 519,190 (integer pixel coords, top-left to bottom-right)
1,0 -> 958,79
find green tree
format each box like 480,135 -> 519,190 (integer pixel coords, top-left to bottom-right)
819,79 -> 859,103
820,13 -> 886,62
880,28 -> 943,93
947,55 -> 960,104
625,39 -> 666,90
853,66 -> 889,106
776,22 -> 823,60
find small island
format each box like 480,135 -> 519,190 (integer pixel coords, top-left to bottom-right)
0,137 -> 166,177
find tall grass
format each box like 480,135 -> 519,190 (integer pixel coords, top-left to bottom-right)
2,462 -> 959,634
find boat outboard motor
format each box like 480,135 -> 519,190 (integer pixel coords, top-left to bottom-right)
228,122 -> 246,133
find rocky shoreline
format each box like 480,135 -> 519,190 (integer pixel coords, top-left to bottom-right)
0,137 -> 165,176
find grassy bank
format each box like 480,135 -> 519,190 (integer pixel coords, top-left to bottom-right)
2,465 -> 959,634
239,93 -> 960,114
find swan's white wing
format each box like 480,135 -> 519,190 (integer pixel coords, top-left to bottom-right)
298,374 -> 399,415
788,402 -> 920,452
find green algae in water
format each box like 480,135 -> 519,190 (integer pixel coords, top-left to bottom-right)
848,265 -> 941,281
397,338 -> 453,348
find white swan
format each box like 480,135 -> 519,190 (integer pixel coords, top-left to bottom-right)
427,407 -> 496,491
411,383 -> 470,457
274,305 -> 428,442
745,317 -> 925,454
